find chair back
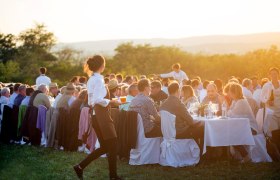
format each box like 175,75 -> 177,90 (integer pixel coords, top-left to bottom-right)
160,110 -> 176,139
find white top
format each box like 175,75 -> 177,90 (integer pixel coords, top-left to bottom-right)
242,87 -> 253,99
253,89 -> 262,107
36,74 -> 51,87
0,96 -> 9,104
160,70 -> 189,83
199,89 -> 207,103
68,96 -> 76,106
21,96 -> 30,106
8,92 -> 18,107
260,80 -> 280,103
162,86 -> 169,95
227,99 -> 259,133
52,93 -> 62,108
87,73 -> 110,109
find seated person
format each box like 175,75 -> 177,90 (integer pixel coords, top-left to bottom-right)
181,85 -> 199,109
160,82 -> 204,154
49,83 -> 59,98
14,85 -> 27,106
0,87 -> 10,104
202,83 -> 223,116
227,82 -> 259,163
21,87 -> 34,106
242,78 -> 253,99
129,79 -> 162,138
33,84 -> 51,109
120,83 -> 138,111
150,80 -> 168,105
108,79 -> 121,100
56,83 -> 76,109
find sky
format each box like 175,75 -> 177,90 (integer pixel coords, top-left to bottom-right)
0,0 -> 280,42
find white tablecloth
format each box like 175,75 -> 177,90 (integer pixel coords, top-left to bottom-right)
193,116 -> 256,154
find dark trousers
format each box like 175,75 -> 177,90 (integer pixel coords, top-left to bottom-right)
176,122 -> 205,155
145,124 -> 163,138
79,115 -> 117,178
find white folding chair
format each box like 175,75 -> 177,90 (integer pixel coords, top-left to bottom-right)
159,111 -> 200,167
129,114 -> 161,165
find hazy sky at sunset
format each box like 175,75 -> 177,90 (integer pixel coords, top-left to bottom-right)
1,0 -> 279,42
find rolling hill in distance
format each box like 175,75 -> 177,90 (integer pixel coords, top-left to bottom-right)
55,32 -> 280,55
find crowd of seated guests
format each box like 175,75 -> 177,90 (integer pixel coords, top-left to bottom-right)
1,66 -> 280,164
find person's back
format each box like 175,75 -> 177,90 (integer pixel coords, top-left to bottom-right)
33,93 -> 51,109
160,95 -> 193,135
36,67 -> 51,87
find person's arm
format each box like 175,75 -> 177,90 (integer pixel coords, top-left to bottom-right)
260,82 -> 271,104
179,103 -> 194,125
160,71 -> 174,78
181,71 -> 189,81
147,99 -> 160,122
91,79 -> 120,107
43,95 -> 51,109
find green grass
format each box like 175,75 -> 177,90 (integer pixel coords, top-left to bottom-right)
0,144 -> 280,180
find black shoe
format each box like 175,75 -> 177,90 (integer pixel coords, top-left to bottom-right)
110,176 -> 123,180
73,165 -> 83,180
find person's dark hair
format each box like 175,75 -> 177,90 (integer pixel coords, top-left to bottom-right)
116,74 -> 123,81
104,77 -> 109,84
26,87 -> 35,96
269,67 -> 280,75
39,67 -> 47,74
161,78 -> 169,86
193,76 -> 202,83
182,79 -> 191,86
79,76 -> 87,83
138,79 -> 150,92
214,79 -> 223,90
151,80 -> 162,89
109,73 -> 116,79
84,55 -> 105,74
172,63 -> 180,70
203,80 -> 210,89
261,78 -> 269,87
124,76 -> 133,83
168,82 -> 180,95
13,83 -> 21,92
251,76 -> 258,80
191,79 -> 200,88
70,76 -> 79,83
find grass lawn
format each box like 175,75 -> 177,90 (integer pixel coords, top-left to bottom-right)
0,143 -> 280,180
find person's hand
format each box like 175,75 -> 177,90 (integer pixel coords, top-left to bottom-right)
110,100 -> 122,106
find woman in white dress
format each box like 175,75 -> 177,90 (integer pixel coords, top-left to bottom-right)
227,82 -> 259,163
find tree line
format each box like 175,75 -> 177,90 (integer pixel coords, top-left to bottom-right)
1,23 -> 279,86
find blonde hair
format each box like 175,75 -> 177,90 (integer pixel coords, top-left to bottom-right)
181,85 -> 195,99
229,83 -> 244,100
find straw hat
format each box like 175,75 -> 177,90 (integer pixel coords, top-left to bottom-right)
108,79 -> 122,90
65,83 -> 76,93
49,82 -> 58,88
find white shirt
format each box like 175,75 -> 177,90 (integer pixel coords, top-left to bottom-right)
87,73 -> 110,109
199,89 -> 207,103
8,92 -> 18,107
260,80 -> 280,103
0,96 -> 9,104
53,93 -> 62,108
160,70 -> 189,83
162,86 -> 169,95
21,96 -> 30,106
68,96 -> 76,106
242,87 -> 253,99
36,74 -> 51,87
253,89 -> 262,107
